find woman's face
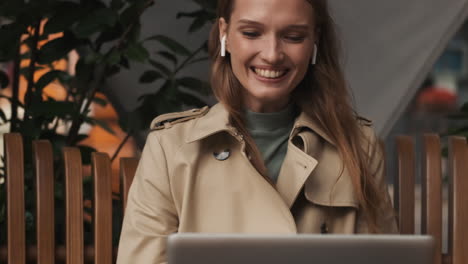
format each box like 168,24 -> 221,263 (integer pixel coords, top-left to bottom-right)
220,0 -> 317,112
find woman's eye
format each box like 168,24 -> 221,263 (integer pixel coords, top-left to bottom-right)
285,36 -> 305,42
242,31 -> 260,38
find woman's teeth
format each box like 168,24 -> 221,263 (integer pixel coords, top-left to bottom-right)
253,68 -> 286,79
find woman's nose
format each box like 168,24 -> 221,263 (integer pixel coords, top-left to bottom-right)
260,37 -> 284,64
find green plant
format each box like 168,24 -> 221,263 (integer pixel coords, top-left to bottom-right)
0,0 -> 217,246
118,0 -> 217,144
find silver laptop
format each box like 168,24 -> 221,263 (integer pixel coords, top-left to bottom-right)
168,233 -> 434,264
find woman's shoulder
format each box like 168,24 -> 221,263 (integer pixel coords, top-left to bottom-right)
145,106 -> 211,146
149,106 -> 210,131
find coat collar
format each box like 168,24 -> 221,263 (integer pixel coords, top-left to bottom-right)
186,103 -> 358,209
187,103 -> 335,144
186,103 -> 231,143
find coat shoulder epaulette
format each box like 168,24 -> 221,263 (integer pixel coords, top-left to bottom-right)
150,106 -> 209,131
356,116 -> 373,127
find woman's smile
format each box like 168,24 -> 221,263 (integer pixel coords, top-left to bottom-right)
250,66 -> 290,83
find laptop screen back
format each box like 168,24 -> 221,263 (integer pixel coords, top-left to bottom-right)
168,234 -> 434,264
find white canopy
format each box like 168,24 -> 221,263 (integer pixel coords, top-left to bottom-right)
329,0 -> 468,136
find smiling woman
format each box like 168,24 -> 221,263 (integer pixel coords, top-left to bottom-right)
116,0 -> 398,263
218,0 -> 316,113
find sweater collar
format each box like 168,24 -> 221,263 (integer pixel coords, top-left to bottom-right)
186,103 -> 335,146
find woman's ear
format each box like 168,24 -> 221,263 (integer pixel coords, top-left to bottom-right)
219,17 -> 229,50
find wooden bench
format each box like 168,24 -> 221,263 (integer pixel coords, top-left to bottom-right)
1,132 -> 467,263
0,133 -> 138,264
394,134 -> 468,264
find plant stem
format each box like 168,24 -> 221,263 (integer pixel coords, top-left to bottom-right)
24,19 -> 42,110
173,42 -> 206,76
110,132 -> 132,163
66,64 -> 107,145
10,43 -> 21,132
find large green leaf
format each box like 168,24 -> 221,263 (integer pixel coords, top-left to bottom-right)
73,8 -> 118,38
37,34 -> 78,64
176,10 -> 203,19
0,0 -> 25,17
84,117 -> 116,135
139,70 -> 163,83
92,97 -> 108,107
177,76 -> 211,95
177,10 -> 215,32
105,49 -> 121,65
119,1 -> 147,27
193,0 -> 217,12
157,51 -> 178,66
43,2 -> 83,34
145,35 -> 191,56
124,42 -> 149,62
148,59 -> 171,77
188,16 -> 208,33
178,91 -> 208,108
110,0 -> 125,10
35,70 -> 71,91
0,23 -> 24,61
95,23 -> 124,46
0,70 -> 9,89
74,57 -> 94,92
29,100 -> 75,119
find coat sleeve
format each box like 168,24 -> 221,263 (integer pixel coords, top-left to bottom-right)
117,132 -> 179,264
356,126 -> 399,234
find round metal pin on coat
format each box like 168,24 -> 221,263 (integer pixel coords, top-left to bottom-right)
213,149 -> 230,161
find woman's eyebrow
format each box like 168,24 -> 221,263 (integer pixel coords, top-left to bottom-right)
237,19 -> 263,26
285,24 -> 310,31
237,19 -> 310,30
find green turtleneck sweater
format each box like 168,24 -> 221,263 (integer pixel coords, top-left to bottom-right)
245,105 -> 295,183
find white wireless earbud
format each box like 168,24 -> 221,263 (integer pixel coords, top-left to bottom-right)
221,35 -> 227,57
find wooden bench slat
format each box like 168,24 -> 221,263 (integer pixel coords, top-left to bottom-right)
120,157 -> 138,213
4,133 -> 26,264
448,137 -> 468,264
63,147 -> 84,264
33,140 -> 55,264
395,135 -> 415,234
92,152 -> 113,264
421,134 -> 442,264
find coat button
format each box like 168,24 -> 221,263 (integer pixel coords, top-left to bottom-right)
214,149 -> 230,161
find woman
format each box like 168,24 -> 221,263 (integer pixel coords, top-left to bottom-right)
117,0 -> 397,262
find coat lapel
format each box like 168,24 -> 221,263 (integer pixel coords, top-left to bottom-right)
276,137 -> 318,208
276,112 -> 359,209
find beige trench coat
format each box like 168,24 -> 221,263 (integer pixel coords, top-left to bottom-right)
116,103 -> 398,264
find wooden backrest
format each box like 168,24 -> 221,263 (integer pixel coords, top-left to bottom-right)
421,134 -> 443,264
395,134 -> 468,264
447,137 -> 468,264
3,132 -> 466,263
63,147 -> 85,264
92,152 -> 113,264
33,140 -> 55,264
119,157 -> 138,213
4,133 -> 26,264
1,133 -> 138,263
394,135 -> 416,234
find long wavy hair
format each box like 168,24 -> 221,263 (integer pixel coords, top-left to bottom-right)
208,0 -> 386,233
